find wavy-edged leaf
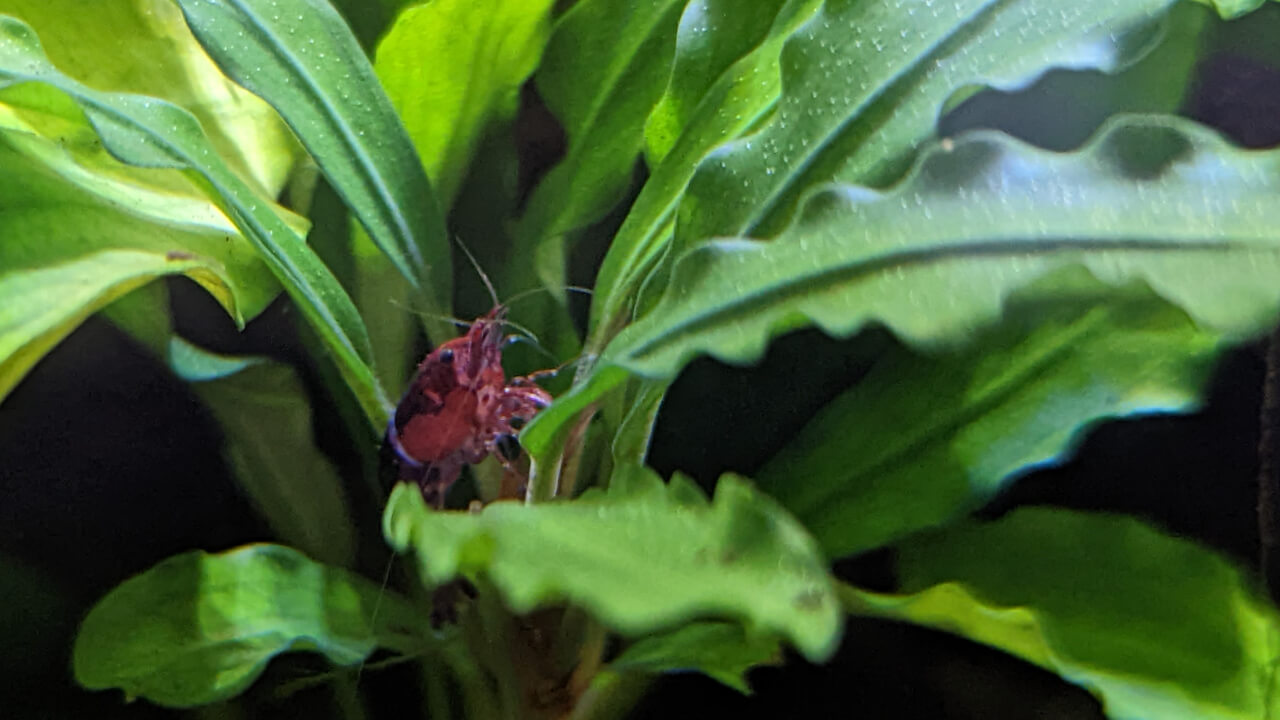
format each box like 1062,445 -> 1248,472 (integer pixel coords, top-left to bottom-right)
2,0 -> 301,197
758,274 -> 1223,558
844,509 -> 1280,720
375,0 -> 556,209
525,119 -> 1280,456
73,544 -> 431,708
587,0 -> 820,345
610,621 -> 781,693
175,0 -> 452,333
0,250 -> 228,402
384,465 -> 841,661
679,0 -> 1177,244
0,15 -> 388,425
514,0 -> 684,251
169,338 -> 356,566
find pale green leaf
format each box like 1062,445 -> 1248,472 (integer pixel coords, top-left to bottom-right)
0,15 -> 388,426
384,465 -> 842,661
844,509 -> 1280,720
375,0 -> 556,209
610,622 -> 781,693
73,544 -> 431,708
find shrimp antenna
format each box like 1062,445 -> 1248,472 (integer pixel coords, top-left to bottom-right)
453,236 -> 500,309
386,298 -> 472,332
502,285 -> 594,309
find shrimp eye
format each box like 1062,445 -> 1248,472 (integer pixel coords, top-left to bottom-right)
438,348 -> 455,363
495,434 -> 521,462
508,416 -> 526,430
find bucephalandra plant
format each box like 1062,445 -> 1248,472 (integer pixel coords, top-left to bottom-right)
2,0 -> 1280,717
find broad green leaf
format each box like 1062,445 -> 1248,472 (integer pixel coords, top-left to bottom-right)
758,275 -> 1222,558
679,0 -> 1176,244
843,509 -> 1280,720
610,622 -> 781,693
587,0 -> 820,346
175,0 -> 452,340
514,0 -> 685,254
1,0 -> 301,197
384,465 -> 842,661
0,250 -> 229,402
375,0 -> 556,209
524,118 -> 1280,456
169,338 -> 356,567
74,544 -> 431,708
0,15 -> 389,426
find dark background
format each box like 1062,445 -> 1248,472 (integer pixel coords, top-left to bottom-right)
3,4 -> 1279,719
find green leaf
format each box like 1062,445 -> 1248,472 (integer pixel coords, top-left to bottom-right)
587,0 -> 820,345
168,338 -> 357,567
843,508 -> 1280,720
610,622 -> 781,693
1190,0 -> 1270,19
375,0 -> 556,209
526,118 -> 1280,456
679,0 -> 1176,244
175,0 -> 452,335
642,0 -> 793,164
1,0 -> 302,197
384,465 -> 842,661
757,274 -> 1223,558
0,15 -> 389,426
514,0 -> 685,251
0,250 -> 229,402
73,544 -> 431,708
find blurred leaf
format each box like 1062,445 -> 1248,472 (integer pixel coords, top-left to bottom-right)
610,622 -> 781,693
74,544 -> 431,708
514,0 -> 685,261
679,0 -> 1176,244
1190,0 -> 1270,19
375,0 -> 556,209
384,465 -> 842,661
844,508 -> 1280,720
169,338 -> 357,567
524,119 -> 1280,460
0,15 -> 388,426
2,0 -> 302,197
0,250 -> 229,403
175,0 -> 453,342
758,274 -> 1222,558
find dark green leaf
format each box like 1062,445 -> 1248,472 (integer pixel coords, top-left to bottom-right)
526,119 -> 1280,456
384,465 -> 842,661
74,544 -> 431,708
844,508 -> 1280,720
610,622 -> 781,693
758,274 -> 1222,558
175,0 -> 452,335
169,338 -> 356,567
587,0 -> 820,346
0,15 -> 388,426
514,0 -> 684,254
679,0 -> 1177,243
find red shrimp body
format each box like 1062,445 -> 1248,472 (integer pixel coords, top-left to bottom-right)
386,306 -> 553,506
